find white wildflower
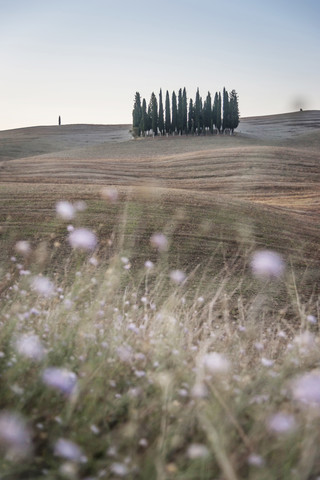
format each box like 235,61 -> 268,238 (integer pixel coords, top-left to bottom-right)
203,352 -> 231,375
90,425 -> 100,435
266,412 -> 296,435
31,276 -> 55,297
15,334 -> 45,361
277,330 -> 287,339
0,411 -> 32,459
89,256 -> 99,266
54,438 -> 83,462
187,443 -> 210,459
117,345 -> 133,363
68,228 -> 97,251
293,331 -> 315,353
261,357 -> 274,367
150,233 -> 168,252
170,270 -> 186,284
291,371 -> 320,406
56,201 -> 75,221
250,250 -> 285,279
144,260 -> 154,269
110,462 -> 129,476
42,367 -> 77,395
307,315 -> 317,324
139,438 -> 148,448
247,453 -> 265,467
15,241 -> 31,256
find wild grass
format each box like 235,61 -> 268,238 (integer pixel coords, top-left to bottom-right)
0,202 -> 319,480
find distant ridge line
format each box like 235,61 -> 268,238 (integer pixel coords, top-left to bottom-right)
241,110 -> 320,121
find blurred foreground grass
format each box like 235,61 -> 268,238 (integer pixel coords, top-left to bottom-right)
0,198 -> 319,479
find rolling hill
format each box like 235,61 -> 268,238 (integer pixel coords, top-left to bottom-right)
0,111 -> 319,295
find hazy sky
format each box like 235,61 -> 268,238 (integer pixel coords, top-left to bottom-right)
1,0 -> 319,130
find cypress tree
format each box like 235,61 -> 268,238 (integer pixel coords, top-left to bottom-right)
140,98 -> 147,136
229,89 -> 240,133
199,96 -> 204,134
195,88 -> 201,134
188,98 -> 194,134
171,91 -> 178,134
177,88 -> 183,135
146,102 -> 152,133
165,90 -> 171,134
132,92 -> 142,137
158,89 -> 164,135
217,92 -> 222,132
150,92 -> 158,135
204,91 -> 212,133
182,87 -> 188,134
222,87 -> 229,132
212,92 -> 218,130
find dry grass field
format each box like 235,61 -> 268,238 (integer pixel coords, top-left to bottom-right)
0,111 -> 320,479
1,111 -> 320,287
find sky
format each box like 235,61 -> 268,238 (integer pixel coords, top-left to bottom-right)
0,0 -> 319,130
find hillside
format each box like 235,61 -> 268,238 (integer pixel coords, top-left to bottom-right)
0,111 -> 320,292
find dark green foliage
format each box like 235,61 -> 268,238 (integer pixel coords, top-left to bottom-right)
171,91 -> 177,133
158,89 -> 164,135
195,88 -> 201,134
229,90 -> 240,133
222,87 -> 230,132
146,102 -> 152,132
165,90 -> 171,134
140,98 -> 147,136
132,92 -> 142,137
217,92 -> 222,131
149,92 -> 158,135
204,91 -> 212,134
212,92 -> 218,129
188,98 -> 194,134
182,87 -> 188,134
178,88 -> 183,135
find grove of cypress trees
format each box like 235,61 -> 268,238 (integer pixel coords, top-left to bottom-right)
171,91 -> 177,134
132,88 -> 239,136
158,89 -> 164,135
165,90 -> 171,134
